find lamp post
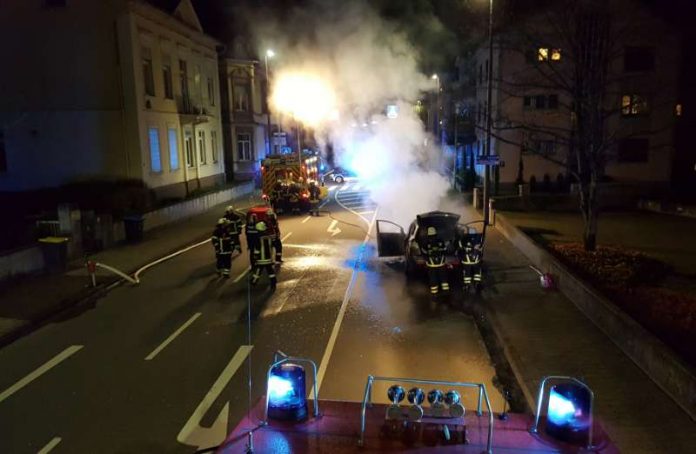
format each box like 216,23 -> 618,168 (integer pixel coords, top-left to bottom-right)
431,74 -> 440,140
483,0 -> 493,225
264,49 -> 275,156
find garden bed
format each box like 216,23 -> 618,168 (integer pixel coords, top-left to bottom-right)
548,243 -> 696,367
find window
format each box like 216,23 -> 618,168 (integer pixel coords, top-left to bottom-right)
537,48 -> 561,61
624,47 -> 654,72
237,133 -> 252,161
622,94 -> 649,116
211,130 -> 218,163
142,48 -> 155,96
523,94 -> 559,110
675,104 -> 683,117
617,137 -> 649,162
234,84 -> 249,112
162,56 -> 173,99
207,77 -> 215,106
168,128 -> 179,170
179,59 -> 190,110
0,129 -> 6,173
148,127 -> 162,172
197,130 -> 206,164
184,130 -> 194,167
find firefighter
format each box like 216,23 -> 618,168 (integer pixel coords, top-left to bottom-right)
271,181 -> 284,213
308,181 -> 321,216
224,205 -> 243,253
424,226 -> 449,295
249,221 -> 277,290
288,184 -> 301,214
211,218 -> 233,277
246,213 -> 259,265
267,208 -> 283,263
457,233 -> 483,290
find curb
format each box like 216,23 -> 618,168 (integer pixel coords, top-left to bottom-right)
493,211 -> 696,421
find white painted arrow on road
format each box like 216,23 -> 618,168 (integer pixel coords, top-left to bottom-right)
177,345 -> 253,450
327,220 -> 342,237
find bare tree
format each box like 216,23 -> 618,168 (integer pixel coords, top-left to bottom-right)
487,0 -> 678,250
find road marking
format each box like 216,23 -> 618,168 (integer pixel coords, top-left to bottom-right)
357,210 -> 374,215
341,184 -> 353,191
37,437 -> 61,454
0,346 -> 83,404
327,186 -> 336,192
177,345 -> 253,449
301,216 -> 311,223
327,220 -> 342,237
334,189 -> 376,225
281,232 -> 293,241
145,313 -> 202,361
315,209 -> 379,393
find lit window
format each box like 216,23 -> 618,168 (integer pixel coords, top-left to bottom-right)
168,128 -> 179,170
676,104 -> 683,117
622,94 -> 649,116
538,48 -> 549,61
551,49 -> 562,61
148,128 -> 162,172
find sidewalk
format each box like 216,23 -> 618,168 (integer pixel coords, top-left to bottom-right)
0,191 -> 262,347
466,205 -> 696,452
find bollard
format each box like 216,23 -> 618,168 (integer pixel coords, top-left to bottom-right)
488,198 -> 496,226
473,187 -> 480,209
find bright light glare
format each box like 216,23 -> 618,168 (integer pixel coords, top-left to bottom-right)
431,74 -> 438,80
547,390 -> 576,425
266,49 -> 275,58
271,72 -> 337,127
268,375 -> 295,404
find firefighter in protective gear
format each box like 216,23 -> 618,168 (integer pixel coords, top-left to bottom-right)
424,226 -> 449,295
308,182 -> 320,216
246,213 -> 259,265
249,221 -> 277,289
224,205 -> 243,253
288,185 -> 301,214
267,209 -> 283,263
457,233 -> 483,289
212,218 -> 233,277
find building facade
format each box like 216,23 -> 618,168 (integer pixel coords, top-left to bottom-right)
473,2 -> 680,192
219,59 -> 270,181
0,0 -> 225,198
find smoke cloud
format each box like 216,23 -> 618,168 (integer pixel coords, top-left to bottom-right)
250,0 -> 451,228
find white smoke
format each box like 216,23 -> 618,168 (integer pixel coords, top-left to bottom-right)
251,0 -> 450,228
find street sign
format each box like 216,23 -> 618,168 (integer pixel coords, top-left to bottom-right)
477,155 -> 501,166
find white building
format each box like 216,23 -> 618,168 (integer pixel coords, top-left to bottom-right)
0,0 -> 225,198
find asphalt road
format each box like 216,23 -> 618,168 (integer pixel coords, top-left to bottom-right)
0,182 -> 503,454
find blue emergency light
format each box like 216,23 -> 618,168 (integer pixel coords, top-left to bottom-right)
545,383 -> 591,444
267,363 -> 308,421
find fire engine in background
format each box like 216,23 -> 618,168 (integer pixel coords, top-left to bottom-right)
261,153 -> 328,214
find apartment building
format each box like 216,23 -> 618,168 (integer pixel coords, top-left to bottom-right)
0,0 -> 224,198
219,59 -> 270,180
473,1 -> 680,191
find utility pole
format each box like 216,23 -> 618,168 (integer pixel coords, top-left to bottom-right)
483,0 -> 494,224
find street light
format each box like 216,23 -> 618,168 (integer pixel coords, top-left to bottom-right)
264,49 -> 275,156
483,0 -> 494,225
431,74 -> 440,140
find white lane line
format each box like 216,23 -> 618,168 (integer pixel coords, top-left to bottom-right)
315,209 -> 379,393
177,345 -> 253,447
301,216 -> 311,224
145,313 -> 202,361
357,210 -> 374,215
0,346 -> 83,404
232,232 -> 293,283
327,186 -> 336,192
327,220 -> 342,237
340,184 -> 353,191
37,437 -> 62,454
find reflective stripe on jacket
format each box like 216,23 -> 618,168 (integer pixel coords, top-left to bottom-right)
425,239 -> 447,267
252,235 -> 275,265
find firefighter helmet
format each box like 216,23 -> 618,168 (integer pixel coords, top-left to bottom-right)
427,227 -> 437,237
225,205 -> 234,213
267,208 -> 275,217
217,218 -> 228,225
256,221 -> 267,232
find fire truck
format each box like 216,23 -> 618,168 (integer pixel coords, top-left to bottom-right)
261,153 -> 328,213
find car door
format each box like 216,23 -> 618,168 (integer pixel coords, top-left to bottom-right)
375,219 -> 405,257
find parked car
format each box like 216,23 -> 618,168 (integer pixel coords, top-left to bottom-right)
324,167 -> 357,184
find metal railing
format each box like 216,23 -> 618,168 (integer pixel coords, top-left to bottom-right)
529,375 -> 595,451
262,351 -> 320,424
359,375 -> 494,453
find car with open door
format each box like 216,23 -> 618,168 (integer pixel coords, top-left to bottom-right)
376,211 -> 463,278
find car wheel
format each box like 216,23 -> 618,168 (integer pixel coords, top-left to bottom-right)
335,176 -> 344,184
